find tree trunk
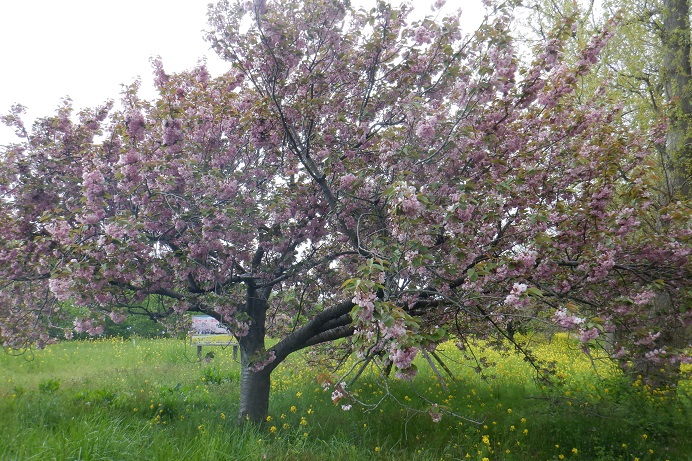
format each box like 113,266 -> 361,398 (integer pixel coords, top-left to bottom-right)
662,0 -> 692,199
238,365 -> 271,424
237,283 -> 272,424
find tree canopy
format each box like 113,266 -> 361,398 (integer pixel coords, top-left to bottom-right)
1,0 -> 690,422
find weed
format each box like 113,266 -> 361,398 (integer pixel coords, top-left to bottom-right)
201,366 -> 238,385
37,378 -> 60,394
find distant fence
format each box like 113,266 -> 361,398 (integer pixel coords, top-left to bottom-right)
189,315 -> 238,360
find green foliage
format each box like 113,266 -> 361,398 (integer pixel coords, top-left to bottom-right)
103,314 -> 169,339
51,301 -> 170,339
37,378 -> 60,394
201,366 -> 239,385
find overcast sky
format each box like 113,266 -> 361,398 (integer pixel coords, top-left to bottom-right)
0,0 -> 484,144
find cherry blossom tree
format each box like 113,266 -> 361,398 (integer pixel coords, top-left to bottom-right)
1,0 -> 689,423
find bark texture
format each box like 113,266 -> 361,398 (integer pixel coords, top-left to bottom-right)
662,0 -> 692,199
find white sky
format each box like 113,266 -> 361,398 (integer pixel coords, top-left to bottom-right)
0,0 -> 484,145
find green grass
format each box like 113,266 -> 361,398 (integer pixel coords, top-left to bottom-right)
1,335 -> 690,461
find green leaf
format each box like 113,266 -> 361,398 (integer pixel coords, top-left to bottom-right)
526,287 -> 543,298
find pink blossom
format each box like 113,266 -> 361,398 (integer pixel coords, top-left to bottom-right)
632,291 -> 656,306
109,311 -> 127,324
514,250 -> 537,268
579,327 -> 600,342
504,283 -> 529,307
340,173 -> 358,190
416,122 -> 436,141
511,283 -> 528,295
611,347 -> 627,359
390,345 -> 418,369
126,110 -> 146,141
384,320 -> 407,339
48,278 -> 72,302
47,222 -> 72,243
399,197 -> 423,216
414,27 -> 433,44
634,331 -> 661,346
150,57 -> 169,88
552,308 -> 585,329
331,382 -> 347,404
87,325 -> 104,336
352,290 -> 376,321
644,348 -> 666,364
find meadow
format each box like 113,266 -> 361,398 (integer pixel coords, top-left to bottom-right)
0,334 -> 690,461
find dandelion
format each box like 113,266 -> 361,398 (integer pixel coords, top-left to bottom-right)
571,448 -> 578,454
482,435 -> 490,445
296,392 -> 302,398
641,434 -> 648,440
266,415 -> 272,422
290,405 -> 297,413
220,412 -> 226,420
520,418 -> 526,423
375,447 -> 380,453
559,455 -> 565,460
523,429 -> 529,435
283,423 -> 290,429
270,426 -> 277,433
300,417 -> 308,426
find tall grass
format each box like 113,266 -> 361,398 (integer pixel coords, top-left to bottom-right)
1,334 -> 690,460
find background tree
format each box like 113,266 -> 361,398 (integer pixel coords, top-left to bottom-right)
1,0 -> 689,423
518,0 -> 692,384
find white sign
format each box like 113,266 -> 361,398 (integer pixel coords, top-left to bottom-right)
189,315 -> 237,350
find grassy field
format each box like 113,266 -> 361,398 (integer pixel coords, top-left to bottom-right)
1,334 -> 690,461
